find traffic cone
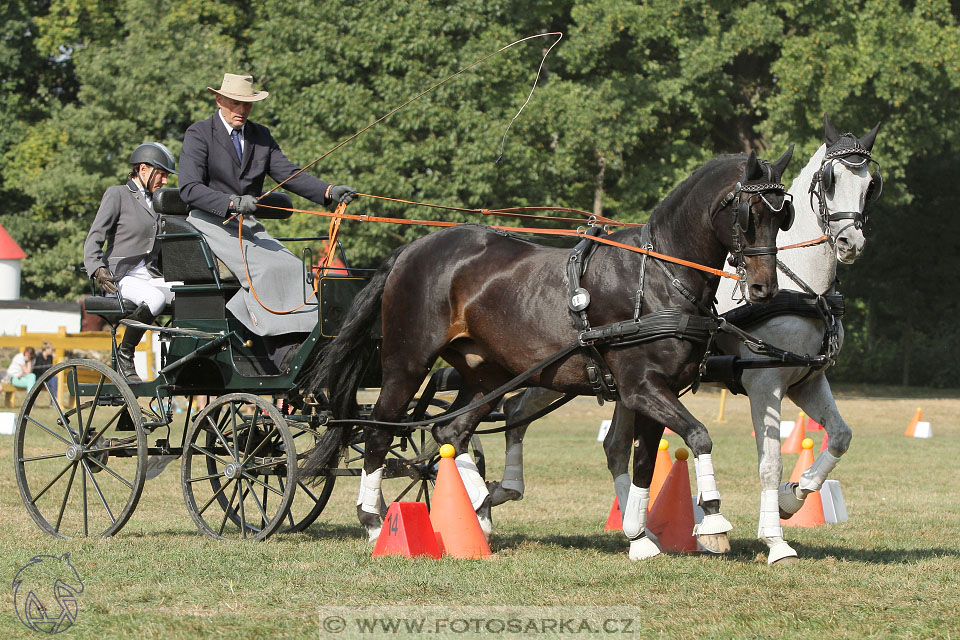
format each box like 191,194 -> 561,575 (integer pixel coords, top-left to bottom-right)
646,448 -> 698,552
649,439 -> 673,507
807,417 -> 824,431
820,431 -> 830,452
781,414 -> 806,454
429,444 -> 491,559
604,497 -> 622,531
782,438 -> 825,527
372,502 -> 441,559
905,408 -> 922,437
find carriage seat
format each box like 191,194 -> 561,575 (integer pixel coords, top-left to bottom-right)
153,188 -> 294,285
82,296 -> 144,328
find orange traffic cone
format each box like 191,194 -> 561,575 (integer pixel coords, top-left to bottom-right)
604,497 -> 623,531
646,448 -> 698,552
372,502 -> 441,559
905,408 -> 921,437
820,431 -> 830,452
781,414 -> 806,454
807,417 -> 824,431
429,444 -> 491,559
649,439 -> 673,507
782,438 -> 825,527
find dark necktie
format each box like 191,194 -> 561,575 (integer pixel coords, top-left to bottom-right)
231,128 -> 242,161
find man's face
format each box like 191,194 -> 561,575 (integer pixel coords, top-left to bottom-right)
137,164 -> 168,191
217,95 -> 252,129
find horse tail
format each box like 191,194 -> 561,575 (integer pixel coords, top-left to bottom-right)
300,244 -> 407,479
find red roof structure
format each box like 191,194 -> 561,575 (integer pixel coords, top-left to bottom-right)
0,224 -> 26,260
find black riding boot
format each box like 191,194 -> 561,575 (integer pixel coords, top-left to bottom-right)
116,304 -> 155,383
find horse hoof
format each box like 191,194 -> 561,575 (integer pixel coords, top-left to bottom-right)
628,535 -> 661,561
488,481 -> 523,506
778,481 -> 804,518
767,540 -> 798,565
697,533 -> 731,554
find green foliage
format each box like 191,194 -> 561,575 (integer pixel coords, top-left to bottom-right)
2,0 -> 959,385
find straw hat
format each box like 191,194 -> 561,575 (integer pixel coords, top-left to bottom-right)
207,73 -> 269,102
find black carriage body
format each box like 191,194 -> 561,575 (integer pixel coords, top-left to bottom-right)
76,188 -> 382,399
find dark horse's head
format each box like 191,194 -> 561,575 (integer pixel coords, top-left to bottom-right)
647,147 -> 793,304
711,148 -> 794,303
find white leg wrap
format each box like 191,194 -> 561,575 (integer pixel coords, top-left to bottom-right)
694,513 -> 733,536
357,467 -> 384,515
499,443 -> 524,494
456,453 -> 489,511
798,450 -> 840,494
757,489 -> 783,541
621,485 -> 649,540
694,454 -> 721,503
628,534 -> 662,561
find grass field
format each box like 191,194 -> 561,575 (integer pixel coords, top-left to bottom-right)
1,385 -> 958,639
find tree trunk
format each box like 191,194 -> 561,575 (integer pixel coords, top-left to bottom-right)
593,153 -> 606,217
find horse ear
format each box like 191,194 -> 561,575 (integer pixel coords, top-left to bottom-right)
824,113 -> 841,146
770,144 -> 794,178
742,149 -> 760,181
859,122 -> 881,151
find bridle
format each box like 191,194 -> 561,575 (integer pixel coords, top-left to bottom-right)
717,176 -> 791,287
809,136 -> 883,245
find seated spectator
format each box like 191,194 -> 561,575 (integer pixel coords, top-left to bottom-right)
6,347 -> 36,392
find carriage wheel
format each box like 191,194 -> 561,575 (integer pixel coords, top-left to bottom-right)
279,423 -> 337,533
181,393 -> 296,540
13,359 -> 146,538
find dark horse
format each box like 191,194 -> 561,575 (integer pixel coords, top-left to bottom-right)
303,148 -> 794,559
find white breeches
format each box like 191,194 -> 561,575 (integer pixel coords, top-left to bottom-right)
118,264 -> 179,316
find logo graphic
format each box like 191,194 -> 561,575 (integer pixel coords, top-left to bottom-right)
12,553 -> 84,634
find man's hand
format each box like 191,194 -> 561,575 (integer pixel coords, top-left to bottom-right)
329,185 -> 357,205
229,194 -> 259,215
93,267 -> 119,295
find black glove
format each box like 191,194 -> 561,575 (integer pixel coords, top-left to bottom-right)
229,194 -> 258,215
93,266 -> 118,295
329,185 -> 357,205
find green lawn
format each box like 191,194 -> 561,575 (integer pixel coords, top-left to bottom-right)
2,387 -> 957,639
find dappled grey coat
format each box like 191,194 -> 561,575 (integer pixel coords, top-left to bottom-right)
179,113 -> 336,336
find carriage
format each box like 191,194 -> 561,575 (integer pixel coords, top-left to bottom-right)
12,187 -> 487,541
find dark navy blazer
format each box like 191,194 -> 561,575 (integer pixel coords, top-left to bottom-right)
178,113 -> 332,215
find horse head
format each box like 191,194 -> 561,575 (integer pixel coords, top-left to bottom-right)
814,114 -> 882,263
718,147 -> 795,303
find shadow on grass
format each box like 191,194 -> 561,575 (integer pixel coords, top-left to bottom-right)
484,532 -> 960,564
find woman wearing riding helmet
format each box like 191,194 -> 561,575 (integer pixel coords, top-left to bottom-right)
83,142 -> 180,382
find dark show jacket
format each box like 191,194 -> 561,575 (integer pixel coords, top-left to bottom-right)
178,114 -> 333,215
83,179 -> 162,279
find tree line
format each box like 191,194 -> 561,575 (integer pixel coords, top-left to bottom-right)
2,0 -> 959,387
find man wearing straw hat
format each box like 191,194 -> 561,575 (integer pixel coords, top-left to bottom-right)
179,73 -> 356,361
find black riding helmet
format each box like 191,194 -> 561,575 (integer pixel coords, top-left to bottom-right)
129,142 -> 177,174
129,142 -> 176,200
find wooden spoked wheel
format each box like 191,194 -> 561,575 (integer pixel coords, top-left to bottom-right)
14,359 -> 146,538
181,393 -> 296,540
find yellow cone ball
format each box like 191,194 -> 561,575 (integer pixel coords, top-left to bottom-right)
802,438 -> 814,450
675,447 -> 689,460
659,439 -> 669,451
439,444 -> 456,458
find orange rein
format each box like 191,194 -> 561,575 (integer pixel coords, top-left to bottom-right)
239,197 -> 831,314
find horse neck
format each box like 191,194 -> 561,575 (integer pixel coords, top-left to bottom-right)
779,144 -> 838,295
648,180 -> 730,278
